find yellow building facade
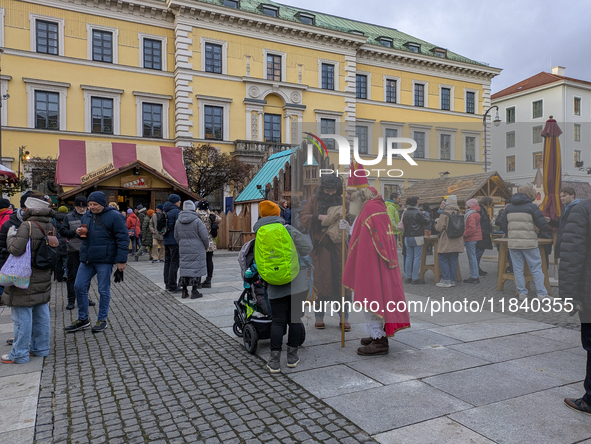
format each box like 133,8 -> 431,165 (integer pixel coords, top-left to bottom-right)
1,0 -> 501,206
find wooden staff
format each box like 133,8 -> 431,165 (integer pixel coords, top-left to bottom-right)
341,177 -> 346,347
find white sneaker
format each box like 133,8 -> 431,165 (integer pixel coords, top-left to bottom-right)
518,294 -> 527,300
436,280 -> 452,288
450,281 -> 456,287
537,294 -> 551,301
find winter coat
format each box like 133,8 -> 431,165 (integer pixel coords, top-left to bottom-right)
463,204 -> 483,242
1,208 -> 56,307
163,201 -> 180,246
79,206 -> 130,264
149,213 -> 164,242
126,213 -> 141,238
280,207 -> 292,225
60,210 -> 85,253
53,212 -> 68,257
137,209 -> 147,229
0,208 -> 12,227
498,193 -> 549,250
198,209 -> 221,252
141,211 -> 153,247
435,205 -> 465,253
402,206 -> 431,238
174,211 -> 209,278
253,215 -> 313,299
549,199 -> 581,258
476,207 -> 493,251
385,200 -> 403,236
0,210 -> 24,268
558,199 -> 591,317
291,205 -> 307,234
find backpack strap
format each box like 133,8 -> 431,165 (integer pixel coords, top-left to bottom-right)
30,220 -> 59,247
91,213 -> 116,240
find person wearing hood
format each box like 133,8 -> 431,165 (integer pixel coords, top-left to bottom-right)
475,196 -> 494,277
0,198 -> 13,228
163,194 -> 182,292
149,204 -> 165,263
463,198 -> 483,284
174,201 -> 209,299
134,208 -> 154,261
64,191 -> 129,334
1,194 -> 55,364
498,185 -> 550,300
254,200 -> 313,373
435,195 -> 464,287
197,200 -> 222,289
546,186 -> 581,259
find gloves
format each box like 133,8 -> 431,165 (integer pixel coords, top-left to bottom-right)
113,269 -> 124,283
339,219 -> 351,233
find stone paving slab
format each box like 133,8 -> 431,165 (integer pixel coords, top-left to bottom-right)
0,427 -> 35,444
429,319 -> 554,342
0,392 -> 38,434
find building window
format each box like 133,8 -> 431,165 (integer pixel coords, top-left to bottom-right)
142,103 -> 163,138
91,29 -> 113,63
533,152 -> 543,169
574,97 -> 581,116
532,125 -> 543,143
440,134 -> 451,160
433,49 -> 446,58
506,156 -> 515,172
204,105 -> 223,140
532,100 -> 543,119
574,123 -> 581,142
414,83 -> 424,107
91,97 -> 113,134
506,107 -> 515,123
441,87 -> 451,110
266,54 -> 281,81
406,43 -> 420,53
264,114 -> 281,143
261,5 -> 278,17
379,37 -> 393,47
320,118 -> 335,150
356,74 -> 367,99
466,92 -> 475,114
506,131 -> 515,148
204,42 -> 222,74
321,63 -> 334,90
143,38 -> 162,70
356,126 -> 368,154
35,91 -> 59,130
385,128 -> 398,154
385,79 -> 397,103
465,137 -> 475,162
413,131 -> 425,158
223,0 -> 239,8
384,184 -> 400,198
36,20 -> 59,55
298,13 -> 315,25
575,150 -> 582,166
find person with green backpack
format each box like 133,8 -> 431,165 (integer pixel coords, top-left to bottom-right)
253,200 -> 312,374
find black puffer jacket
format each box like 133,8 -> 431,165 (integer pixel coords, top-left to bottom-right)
558,199 -> 591,322
549,199 -> 581,258
402,206 -> 431,238
476,208 -> 493,250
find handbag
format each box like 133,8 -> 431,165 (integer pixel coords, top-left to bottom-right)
0,237 -> 32,289
128,218 -> 138,238
397,211 -> 405,231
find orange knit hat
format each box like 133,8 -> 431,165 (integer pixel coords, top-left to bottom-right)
259,200 -> 281,217
147,209 -> 155,218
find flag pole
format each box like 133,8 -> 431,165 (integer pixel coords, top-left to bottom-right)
341,176 -> 346,348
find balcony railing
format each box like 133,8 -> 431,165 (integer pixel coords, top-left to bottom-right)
233,140 -> 299,154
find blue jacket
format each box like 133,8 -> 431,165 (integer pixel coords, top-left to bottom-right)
79,206 -> 129,264
163,201 -> 181,246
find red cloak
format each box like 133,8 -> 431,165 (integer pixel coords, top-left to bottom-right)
343,195 -> 410,336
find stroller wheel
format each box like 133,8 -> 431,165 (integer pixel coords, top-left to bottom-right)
233,321 -> 244,338
243,323 -> 259,354
299,322 -> 306,346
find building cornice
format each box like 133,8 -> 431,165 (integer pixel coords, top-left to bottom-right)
4,126 -> 174,142
356,98 -> 483,119
493,79 -> 591,103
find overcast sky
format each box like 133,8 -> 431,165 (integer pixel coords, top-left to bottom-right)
285,0 -> 591,93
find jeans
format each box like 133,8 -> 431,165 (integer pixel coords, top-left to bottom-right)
465,241 -> 478,279
206,251 -> 214,278
152,239 -> 165,261
9,303 -> 50,363
269,291 -> 306,351
75,262 -> 114,321
476,248 -> 485,269
509,248 -> 548,296
130,237 -> 139,255
404,237 -> 422,281
66,251 -> 81,304
438,252 -> 459,283
164,245 -> 180,288
582,323 -> 591,404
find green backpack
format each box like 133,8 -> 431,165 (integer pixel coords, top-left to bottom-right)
255,223 -> 300,286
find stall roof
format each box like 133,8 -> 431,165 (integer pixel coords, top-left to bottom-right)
563,181 -> 591,200
235,149 -> 295,203
56,140 -> 188,187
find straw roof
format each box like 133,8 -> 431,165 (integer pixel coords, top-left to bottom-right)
404,171 -> 512,206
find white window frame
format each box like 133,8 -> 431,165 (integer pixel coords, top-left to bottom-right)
0,8 -> 5,47
574,123 -> 581,142
200,37 -> 228,75
412,80 -> 428,107
81,85 -> 122,135
380,179 -> 404,198
409,125 -> 431,159
139,33 -> 167,71
355,119 -> 374,155
263,48 -> 286,83
381,121 -> 404,153
574,96 -> 582,116
134,91 -> 171,139
464,88 -> 479,114
436,128 -> 457,160
506,155 -> 516,172
315,110 -> 342,150
29,13 -> 65,56
356,71 -> 372,100
506,131 -> 516,148
439,84 -> 454,111
575,149 -> 582,166
86,24 -> 119,64
532,99 -> 543,120
196,95 -> 232,141
24,78 -> 69,130
532,151 -> 543,170
505,106 -> 516,124
383,75 -> 401,104
0,75 -> 9,127
532,125 -> 543,144
462,131 -> 480,162
318,59 -> 339,91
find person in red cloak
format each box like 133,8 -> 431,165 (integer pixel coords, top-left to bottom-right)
343,186 -> 410,355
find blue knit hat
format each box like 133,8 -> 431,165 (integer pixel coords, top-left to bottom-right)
87,191 -> 107,207
168,194 -> 181,204
156,204 -> 164,210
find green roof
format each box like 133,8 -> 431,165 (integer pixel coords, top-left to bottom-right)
194,0 -> 487,66
236,149 -> 295,203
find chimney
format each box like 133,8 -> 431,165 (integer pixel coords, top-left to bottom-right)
551,66 -> 565,76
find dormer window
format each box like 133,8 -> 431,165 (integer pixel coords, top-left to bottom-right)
406,42 -> 420,53
349,30 -> 365,36
433,48 -> 447,58
297,12 -> 315,25
223,0 -> 239,8
260,4 -> 279,17
378,37 -> 393,48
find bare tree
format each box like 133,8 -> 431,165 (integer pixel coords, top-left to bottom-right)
26,156 -> 58,194
183,144 -> 251,199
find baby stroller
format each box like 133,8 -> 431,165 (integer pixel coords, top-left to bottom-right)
233,240 -> 305,354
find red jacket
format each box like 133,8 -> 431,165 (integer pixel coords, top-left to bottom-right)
126,213 -> 141,235
463,204 -> 482,242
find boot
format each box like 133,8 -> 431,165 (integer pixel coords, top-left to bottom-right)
201,276 -> 212,288
190,288 -> 203,299
195,277 -> 202,289
360,337 -> 372,346
181,286 -> 189,299
66,302 -> 75,310
287,346 -> 300,368
357,336 -> 389,356
267,351 -> 281,373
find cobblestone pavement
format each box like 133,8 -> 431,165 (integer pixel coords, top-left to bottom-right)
35,267 -> 375,444
401,250 -> 580,330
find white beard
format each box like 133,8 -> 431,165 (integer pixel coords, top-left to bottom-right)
349,191 -> 368,217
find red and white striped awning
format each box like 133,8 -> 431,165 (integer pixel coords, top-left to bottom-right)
56,140 -> 188,187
